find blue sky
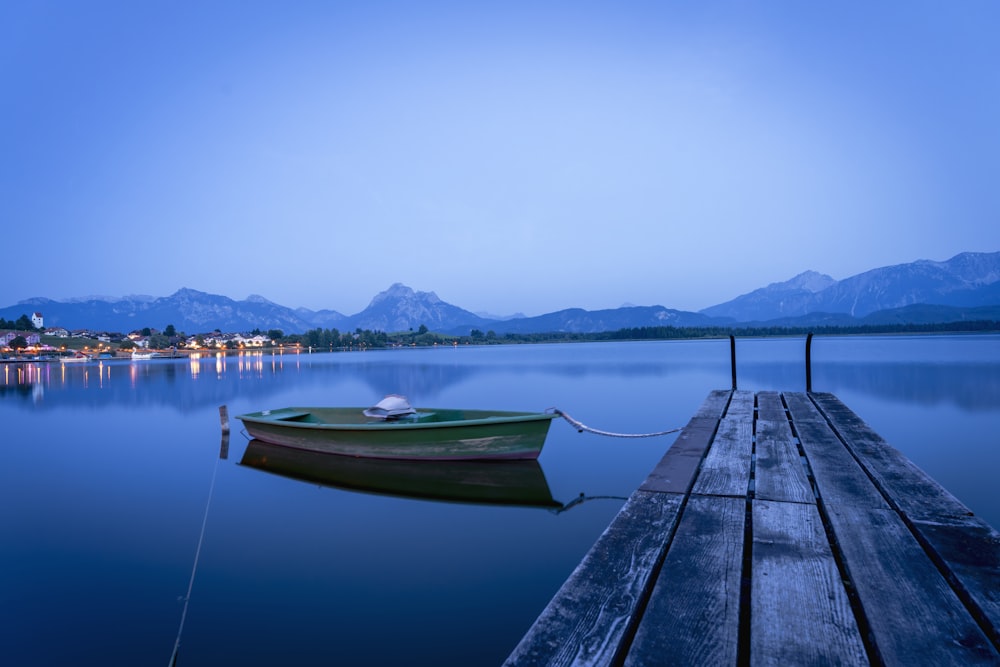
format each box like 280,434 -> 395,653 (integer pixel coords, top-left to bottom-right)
3,1 -> 998,317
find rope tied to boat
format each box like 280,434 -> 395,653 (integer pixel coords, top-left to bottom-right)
548,408 -> 683,438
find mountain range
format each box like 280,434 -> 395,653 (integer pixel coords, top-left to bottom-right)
3,252 -> 999,335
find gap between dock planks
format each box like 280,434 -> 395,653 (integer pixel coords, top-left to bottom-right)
505,390 -> 1000,667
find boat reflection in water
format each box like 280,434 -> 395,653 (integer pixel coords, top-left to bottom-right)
240,440 -> 567,509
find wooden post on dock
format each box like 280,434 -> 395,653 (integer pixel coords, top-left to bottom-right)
805,332 -> 814,392
729,335 -> 737,390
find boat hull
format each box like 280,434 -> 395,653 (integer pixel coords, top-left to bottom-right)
236,407 -> 557,461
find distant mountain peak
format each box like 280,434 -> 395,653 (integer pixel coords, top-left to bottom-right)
245,294 -> 277,305
368,283 -> 442,308
170,287 -> 211,299
767,271 -> 837,293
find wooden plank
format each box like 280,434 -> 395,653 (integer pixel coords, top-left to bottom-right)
640,418 -> 717,494
641,388 -> 730,494
812,395 -> 1000,648
691,417 -> 752,498
750,499 -> 868,666
794,419 -> 888,510
825,506 -> 1000,665
755,418 -> 814,505
755,390 -> 786,422
693,389 -> 734,420
811,392 -> 974,520
625,495 -> 745,667
725,389 -> 755,420
782,392 -> 825,423
504,491 -> 685,667
910,515 -> 1000,647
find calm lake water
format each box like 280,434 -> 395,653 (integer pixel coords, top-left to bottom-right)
2,335 -> 998,666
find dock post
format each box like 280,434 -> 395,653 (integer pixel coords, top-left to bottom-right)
219,405 -> 230,433
805,332 -> 813,393
730,335 -> 737,390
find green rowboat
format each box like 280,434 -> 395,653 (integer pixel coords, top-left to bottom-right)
235,401 -> 557,461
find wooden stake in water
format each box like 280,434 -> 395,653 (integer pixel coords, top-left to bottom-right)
219,405 -> 230,433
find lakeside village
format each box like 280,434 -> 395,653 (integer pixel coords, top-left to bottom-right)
0,311 -> 484,362
0,312 -> 286,361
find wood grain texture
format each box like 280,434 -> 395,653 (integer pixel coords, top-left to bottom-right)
825,505 -> 1000,665
750,499 -> 868,666
640,418 -> 717,494
910,515 -> 1000,647
725,389 -> 755,420
782,392 -> 825,423
795,418 -> 888,510
641,390 -> 728,494
625,495 -> 746,667
504,491 -> 685,667
812,392 -> 973,520
755,391 -> 786,422
691,417 -> 752,498
754,418 -> 814,505
693,389 -> 734,420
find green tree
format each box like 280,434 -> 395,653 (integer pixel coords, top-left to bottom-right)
15,314 -> 33,331
267,329 -> 284,341
148,334 -> 170,349
164,324 -> 177,337
9,335 -> 28,350
417,324 -> 429,335
119,339 -> 136,350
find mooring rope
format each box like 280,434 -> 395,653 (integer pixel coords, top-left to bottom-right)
549,408 -> 683,438
168,449 -> 221,667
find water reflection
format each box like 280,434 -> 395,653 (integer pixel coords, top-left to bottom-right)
239,440 -> 625,513
739,360 -> 1000,412
240,440 -> 564,509
2,338 -> 999,414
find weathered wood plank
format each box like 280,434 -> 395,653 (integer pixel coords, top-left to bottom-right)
640,418 -> 717,494
725,389 -> 755,420
811,392 -> 974,520
795,419 -> 888,510
503,491 -> 685,667
782,391 -> 825,423
750,499 -> 868,666
754,418 -> 814,505
625,495 -> 745,667
693,389 -> 734,420
811,394 -> 1000,650
825,506 -> 1000,665
755,391 -> 786,422
691,417 -> 752,498
641,389 -> 730,494
910,515 -> 1000,647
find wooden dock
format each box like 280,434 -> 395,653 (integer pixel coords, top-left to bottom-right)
505,390 -> 1000,666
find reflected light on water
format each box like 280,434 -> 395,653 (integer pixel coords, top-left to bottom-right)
238,350 -> 264,377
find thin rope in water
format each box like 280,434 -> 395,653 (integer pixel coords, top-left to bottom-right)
168,452 -> 221,667
549,409 -> 683,438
